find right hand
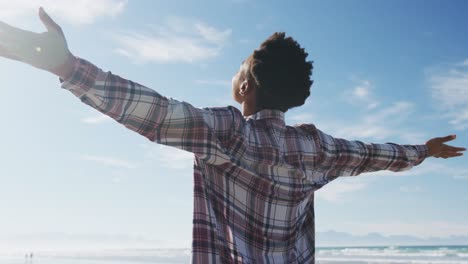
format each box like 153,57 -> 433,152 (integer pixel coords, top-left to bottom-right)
425,135 -> 466,159
0,7 -> 73,75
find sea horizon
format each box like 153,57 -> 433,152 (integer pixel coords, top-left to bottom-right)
1,244 -> 468,264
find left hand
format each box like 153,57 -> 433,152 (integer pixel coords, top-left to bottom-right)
0,7 -> 73,74
425,134 -> 466,159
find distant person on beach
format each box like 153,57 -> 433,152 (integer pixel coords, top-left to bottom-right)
1,7 -> 466,264
24,252 -> 33,263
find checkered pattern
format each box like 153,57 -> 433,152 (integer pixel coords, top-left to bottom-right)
60,57 -> 430,263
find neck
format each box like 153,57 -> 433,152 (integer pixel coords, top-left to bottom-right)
242,102 -> 259,117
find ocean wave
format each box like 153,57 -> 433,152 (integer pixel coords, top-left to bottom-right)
317,257 -> 468,264
317,246 -> 468,259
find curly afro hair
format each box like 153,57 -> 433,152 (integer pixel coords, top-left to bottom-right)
246,32 -> 313,112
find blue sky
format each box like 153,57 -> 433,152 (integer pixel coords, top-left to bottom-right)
0,0 -> 467,250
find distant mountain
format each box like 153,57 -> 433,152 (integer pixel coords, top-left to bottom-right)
316,230 -> 468,247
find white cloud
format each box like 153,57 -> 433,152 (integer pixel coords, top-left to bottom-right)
81,113 -> 112,124
208,94 -> 235,107
315,100 -> 423,143
288,113 -> 316,124
194,79 -> 232,87
316,179 -> 368,203
341,79 -> 380,110
0,0 -> 127,25
292,81 -> 426,145
363,101 -> 414,124
454,174 -> 468,180
354,82 -> 370,98
458,58 -> 468,67
366,102 -> 379,110
334,122 -> 393,141
111,17 -> 231,64
194,23 -> 229,44
141,144 -> 194,170
430,68 -> 468,109
399,185 -> 423,193
80,155 -> 138,169
428,59 -> 468,130
447,108 -> 468,130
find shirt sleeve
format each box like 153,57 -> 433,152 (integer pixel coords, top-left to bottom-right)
59,56 -> 239,165
300,124 -> 430,181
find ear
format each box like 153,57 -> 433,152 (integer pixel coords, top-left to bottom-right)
240,80 -> 248,92
240,79 -> 256,94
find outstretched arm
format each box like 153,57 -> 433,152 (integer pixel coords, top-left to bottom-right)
59,56 -> 238,165
0,7 -> 239,165
300,124 -> 466,183
317,128 -> 428,177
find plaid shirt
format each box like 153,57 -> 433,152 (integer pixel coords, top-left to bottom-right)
59,57 -> 430,264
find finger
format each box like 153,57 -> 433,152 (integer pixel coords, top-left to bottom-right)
39,7 -> 62,35
440,135 -> 457,143
448,153 -> 464,158
441,151 -> 464,157
442,144 -> 467,151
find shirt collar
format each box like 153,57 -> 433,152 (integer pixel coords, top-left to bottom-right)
245,108 -> 285,123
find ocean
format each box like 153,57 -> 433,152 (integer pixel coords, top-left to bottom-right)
1,245 -> 468,263
316,245 -> 468,263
